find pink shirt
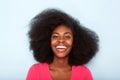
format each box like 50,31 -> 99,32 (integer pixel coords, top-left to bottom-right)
26,63 -> 93,80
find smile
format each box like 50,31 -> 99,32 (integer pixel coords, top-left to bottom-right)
56,46 -> 67,49
56,46 -> 67,52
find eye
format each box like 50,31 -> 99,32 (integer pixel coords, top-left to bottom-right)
64,35 -> 71,39
52,35 -> 59,39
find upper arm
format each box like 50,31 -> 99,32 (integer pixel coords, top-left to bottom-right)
26,64 -> 40,80
82,66 -> 93,80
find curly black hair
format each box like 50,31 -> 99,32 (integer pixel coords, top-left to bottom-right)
28,8 -> 99,65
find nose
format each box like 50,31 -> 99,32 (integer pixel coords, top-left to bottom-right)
58,37 -> 65,43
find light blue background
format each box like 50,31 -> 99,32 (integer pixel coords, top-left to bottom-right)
0,0 -> 120,80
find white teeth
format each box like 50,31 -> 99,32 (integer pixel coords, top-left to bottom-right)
56,46 -> 67,49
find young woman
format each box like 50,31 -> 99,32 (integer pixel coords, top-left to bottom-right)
26,9 -> 99,80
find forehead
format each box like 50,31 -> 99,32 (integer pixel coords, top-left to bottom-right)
52,25 -> 72,33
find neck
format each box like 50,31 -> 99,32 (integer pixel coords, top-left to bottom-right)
50,56 -> 70,68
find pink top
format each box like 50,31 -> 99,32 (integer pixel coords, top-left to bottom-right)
26,63 -> 93,80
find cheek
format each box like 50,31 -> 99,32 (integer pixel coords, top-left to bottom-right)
51,39 -> 57,47
66,39 -> 73,47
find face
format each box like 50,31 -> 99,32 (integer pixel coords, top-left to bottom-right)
51,25 -> 73,59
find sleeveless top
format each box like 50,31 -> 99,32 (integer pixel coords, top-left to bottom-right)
26,63 -> 93,80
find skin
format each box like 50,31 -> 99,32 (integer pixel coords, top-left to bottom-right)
49,25 -> 73,80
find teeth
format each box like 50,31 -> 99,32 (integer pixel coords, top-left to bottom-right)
56,46 -> 67,49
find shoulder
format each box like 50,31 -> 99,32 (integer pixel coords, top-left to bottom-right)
72,65 -> 93,80
30,63 -> 48,69
26,63 -> 49,80
27,63 -> 48,74
72,65 -> 90,72
27,63 -> 47,72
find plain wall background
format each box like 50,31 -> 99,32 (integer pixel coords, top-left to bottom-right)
0,0 -> 120,80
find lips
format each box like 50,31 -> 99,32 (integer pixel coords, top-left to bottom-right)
56,46 -> 67,48
56,46 -> 67,52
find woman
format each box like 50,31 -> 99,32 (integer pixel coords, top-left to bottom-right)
26,8 -> 99,80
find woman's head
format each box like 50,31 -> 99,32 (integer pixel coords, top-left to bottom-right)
28,8 -> 99,65
51,25 -> 73,59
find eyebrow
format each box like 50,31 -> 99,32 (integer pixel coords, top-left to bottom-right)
52,32 -> 72,35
